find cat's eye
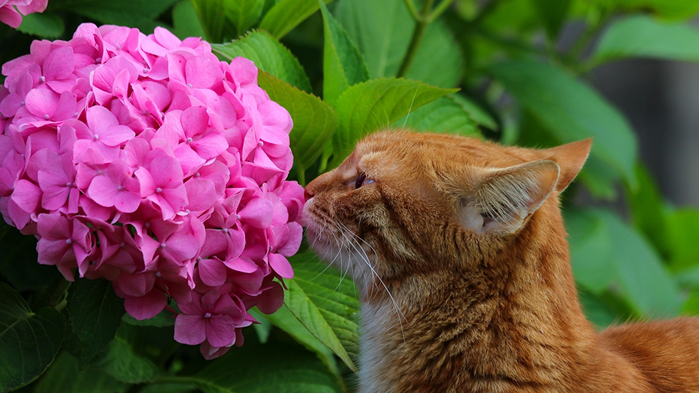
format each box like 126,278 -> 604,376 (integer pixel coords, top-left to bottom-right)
355,174 -> 374,189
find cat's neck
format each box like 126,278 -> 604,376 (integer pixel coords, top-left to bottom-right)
357,205 -> 600,392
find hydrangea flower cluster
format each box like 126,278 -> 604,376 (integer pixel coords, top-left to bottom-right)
0,0 -> 48,28
0,23 -> 304,359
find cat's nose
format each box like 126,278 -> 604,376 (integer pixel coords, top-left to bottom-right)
304,187 -> 314,202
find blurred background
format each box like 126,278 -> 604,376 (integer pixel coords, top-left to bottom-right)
591,50 -> 699,207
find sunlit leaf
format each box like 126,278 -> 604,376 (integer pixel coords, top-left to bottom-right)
213,30 -> 312,92
335,0 -> 462,87
259,0 -> 333,39
284,252 -> 360,372
332,78 -> 457,165
256,71 -> 337,174
593,15 -> 699,64
319,0 -> 369,106
395,96 -> 481,137
172,0 -> 205,40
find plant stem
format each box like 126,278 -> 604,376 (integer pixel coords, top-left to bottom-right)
397,0 -> 436,78
402,0 -> 420,21
430,0 -> 454,22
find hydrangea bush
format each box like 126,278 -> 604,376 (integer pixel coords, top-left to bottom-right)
0,23 -> 304,359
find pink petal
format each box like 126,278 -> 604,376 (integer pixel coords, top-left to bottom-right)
222,257 -> 257,273
0,5 -> 22,28
256,281 -> 284,314
198,258 -> 227,287
237,197 -> 273,229
37,238 -> 69,266
185,57 -> 216,89
17,0 -> 48,14
205,315 -> 237,347
11,179 -> 41,213
100,125 -> 135,147
124,289 -> 167,320
24,87 -> 58,119
269,253 -> 294,279
87,175 -> 118,207
43,46 -> 74,81
174,314 -> 206,345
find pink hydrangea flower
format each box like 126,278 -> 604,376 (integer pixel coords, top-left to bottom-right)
0,23 -> 304,359
0,0 -> 48,29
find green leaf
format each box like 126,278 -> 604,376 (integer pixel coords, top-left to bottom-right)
405,21 -> 463,88
625,163 -> 670,257
256,71 -> 338,172
191,0 -> 236,42
665,209 -> 699,271
53,0 -> 178,31
528,0 -> 572,40
122,310 -> 175,327
259,0 -> 332,39
35,352 -> 128,393
334,0 -> 462,88
212,31 -> 312,92
488,59 -> 637,187
332,78 -> 457,166
248,308 -> 273,343
593,0 -> 699,20
17,12 -> 65,38
565,209 -> 616,294
0,283 -> 65,392
92,333 -> 158,383
578,288 -> 622,328
599,210 -> 681,317
593,16 -> 699,64
319,0 -> 369,106
173,0 -> 206,40
192,342 -> 343,392
395,95 -> 481,137
67,278 -> 125,366
284,252 -> 360,372
264,304 -> 339,376
226,0 -> 265,36
450,93 -> 498,130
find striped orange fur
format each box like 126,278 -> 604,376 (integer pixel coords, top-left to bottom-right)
304,130 -> 699,393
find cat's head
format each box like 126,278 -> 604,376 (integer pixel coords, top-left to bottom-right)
303,130 -> 591,293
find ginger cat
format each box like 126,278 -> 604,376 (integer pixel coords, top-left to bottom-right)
303,130 -> 699,393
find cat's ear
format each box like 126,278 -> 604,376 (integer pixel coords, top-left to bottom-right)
460,160 -> 560,234
543,139 -> 592,192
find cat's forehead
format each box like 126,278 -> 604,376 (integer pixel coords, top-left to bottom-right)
356,130 -> 534,169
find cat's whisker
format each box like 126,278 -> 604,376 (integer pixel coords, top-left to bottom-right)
337,223 -> 406,343
401,88 -> 419,128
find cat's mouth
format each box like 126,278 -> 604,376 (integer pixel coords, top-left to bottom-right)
302,198 -> 340,258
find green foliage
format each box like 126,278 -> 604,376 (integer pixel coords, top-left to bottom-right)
0,283 -> 65,392
35,352 -> 128,393
488,59 -> 637,191
259,0 -> 332,39
593,15 -> 699,64
213,31 -> 313,92
284,253 -> 361,372
318,0 -> 369,106
4,0 -> 699,390
190,342 -> 344,392
332,78 -> 457,166
67,278 -> 125,366
17,13 -> 65,38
